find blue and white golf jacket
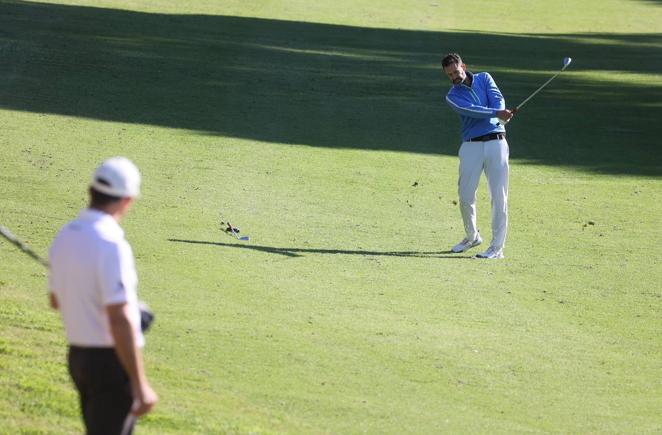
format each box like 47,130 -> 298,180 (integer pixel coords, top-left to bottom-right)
446,71 -> 506,142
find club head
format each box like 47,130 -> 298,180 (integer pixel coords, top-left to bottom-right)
563,57 -> 572,69
239,236 -> 250,241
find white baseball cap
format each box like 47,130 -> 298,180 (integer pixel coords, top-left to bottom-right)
90,157 -> 141,198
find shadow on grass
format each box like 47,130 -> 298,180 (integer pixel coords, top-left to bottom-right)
168,238 -> 471,259
633,0 -> 662,5
1,1 -> 660,175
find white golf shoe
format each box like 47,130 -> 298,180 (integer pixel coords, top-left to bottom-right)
451,234 -> 482,253
475,246 -> 504,259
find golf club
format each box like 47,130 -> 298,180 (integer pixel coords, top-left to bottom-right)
0,224 -> 49,267
1,223 -> 155,332
222,221 -> 250,241
499,57 -> 572,124
121,412 -> 137,435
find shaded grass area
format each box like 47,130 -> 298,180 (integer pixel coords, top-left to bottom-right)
0,0 -> 661,175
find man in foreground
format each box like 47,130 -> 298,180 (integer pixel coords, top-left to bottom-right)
49,157 -> 157,434
442,53 -> 514,259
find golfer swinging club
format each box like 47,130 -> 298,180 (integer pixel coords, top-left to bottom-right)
442,53 -> 514,259
48,157 -> 157,434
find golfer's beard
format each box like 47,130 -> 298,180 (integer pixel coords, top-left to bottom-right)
453,77 -> 464,85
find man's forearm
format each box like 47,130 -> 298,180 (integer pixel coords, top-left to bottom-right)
108,306 -> 146,389
107,303 -> 157,416
446,96 -> 496,119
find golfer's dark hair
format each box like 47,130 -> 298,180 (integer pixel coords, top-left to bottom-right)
442,53 -> 463,67
89,185 -> 122,207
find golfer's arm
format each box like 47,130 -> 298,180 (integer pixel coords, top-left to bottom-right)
446,95 -> 496,118
107,303 -> 147,390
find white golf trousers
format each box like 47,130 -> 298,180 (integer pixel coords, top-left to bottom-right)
457,138 -> 509,249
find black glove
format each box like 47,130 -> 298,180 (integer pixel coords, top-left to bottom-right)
139,301 -> 155,333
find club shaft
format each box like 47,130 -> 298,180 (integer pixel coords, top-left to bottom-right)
0,225 -> 50,267
230,227 -> 241,239
516,64 -> 569,111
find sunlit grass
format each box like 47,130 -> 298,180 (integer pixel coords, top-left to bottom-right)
1,1 -> 661,433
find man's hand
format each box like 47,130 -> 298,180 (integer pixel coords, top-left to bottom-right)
497,109 -> 515,123
131,381 -> 158,416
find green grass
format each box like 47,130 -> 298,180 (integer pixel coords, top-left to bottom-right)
1,0 -> 661,433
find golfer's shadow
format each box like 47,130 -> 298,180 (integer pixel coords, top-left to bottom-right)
167,239 -> 471,259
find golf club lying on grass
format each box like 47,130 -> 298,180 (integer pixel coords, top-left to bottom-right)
221,221 -> 250,241
499,57 -> 572,124
0,223 -> 155,332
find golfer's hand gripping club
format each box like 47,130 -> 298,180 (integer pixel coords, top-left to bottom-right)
497,108 -> 516,125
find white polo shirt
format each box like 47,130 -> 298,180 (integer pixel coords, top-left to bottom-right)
49,209 -> 144,348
